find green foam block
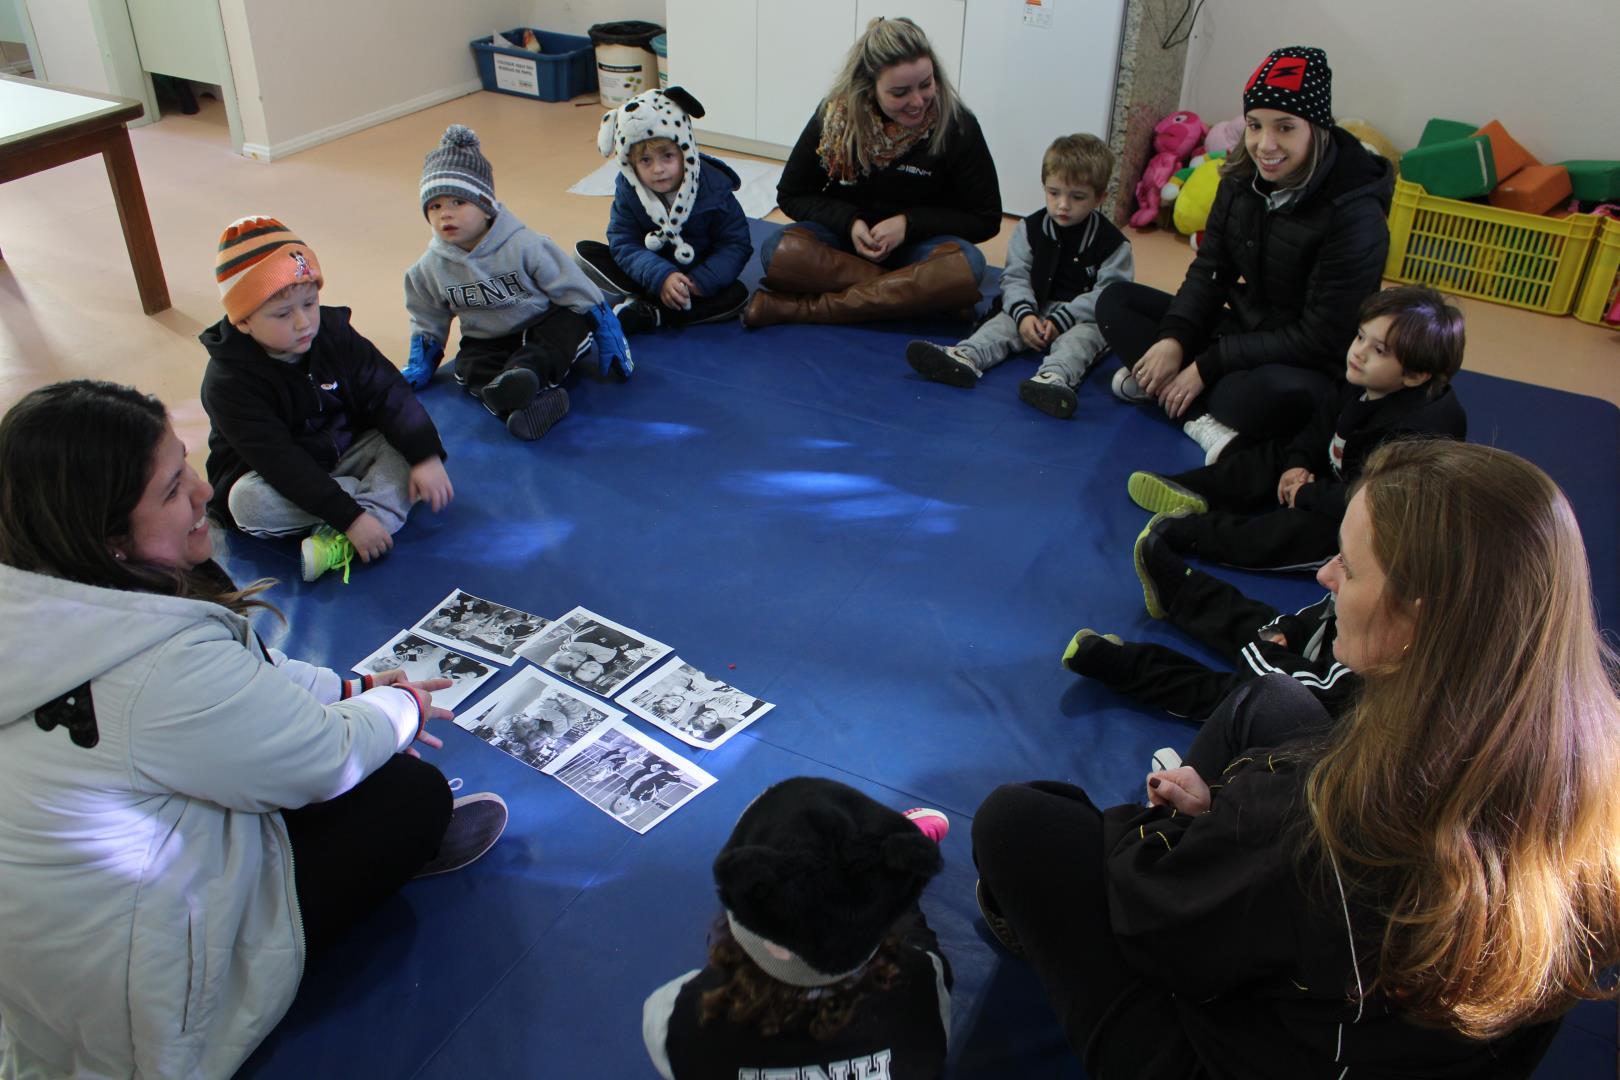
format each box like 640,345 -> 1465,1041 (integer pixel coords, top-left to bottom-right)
1400,135 -> 1497,200
1418,118 -> 1479,148
1558,161 -> 1620,203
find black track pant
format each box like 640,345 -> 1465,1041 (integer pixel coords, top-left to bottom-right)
576,240 -> 749,325
453,306 -> 595,394
1160,440 -> 1341,570
1095,281 -> 1333,440
282,753 -> 452,957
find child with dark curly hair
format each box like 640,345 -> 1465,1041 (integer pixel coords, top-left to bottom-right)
642,778 -> 952,1079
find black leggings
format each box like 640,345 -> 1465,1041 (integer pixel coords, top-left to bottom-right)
972,676 -> 1332,1077
281,753 -> 452,957
1095,282 -> 1334,440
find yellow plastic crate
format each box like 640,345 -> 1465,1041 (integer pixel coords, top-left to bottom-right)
1573,217 -> 1620,326
1385,178 -> 1598,315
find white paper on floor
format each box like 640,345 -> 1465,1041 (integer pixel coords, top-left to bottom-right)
567,156 -> 784,219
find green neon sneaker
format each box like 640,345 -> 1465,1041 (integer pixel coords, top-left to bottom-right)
1127,471 -> 1209,517
300,525 -> 355,584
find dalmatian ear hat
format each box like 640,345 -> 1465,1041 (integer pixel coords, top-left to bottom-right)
598,86 -> 706,265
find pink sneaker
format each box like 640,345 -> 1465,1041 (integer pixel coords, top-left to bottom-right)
904,807 -> 950,844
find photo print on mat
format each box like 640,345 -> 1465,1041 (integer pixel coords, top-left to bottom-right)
543,719 -> 715,833
456,668 -> 623,772
518,607 -> 672,696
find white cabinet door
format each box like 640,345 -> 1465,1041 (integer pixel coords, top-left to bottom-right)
853,0 -> 965,86
754,0 -> 856,149
668,0 -> 758,140
959,0 -> 1126,215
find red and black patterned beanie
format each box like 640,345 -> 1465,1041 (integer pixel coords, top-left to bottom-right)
1243,46 -> 1332,128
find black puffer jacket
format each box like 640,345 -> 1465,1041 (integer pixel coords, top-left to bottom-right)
776,104 -> 1002,246
1157,127 -> 1395,385
199,306 -> 445,531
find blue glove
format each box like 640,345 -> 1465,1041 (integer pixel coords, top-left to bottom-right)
402,333 -> 445,389
589,302 -> 634,379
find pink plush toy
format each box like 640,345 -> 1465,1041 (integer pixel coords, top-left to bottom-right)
1130,111 -> 1206,229
1203,116 -> 1245,157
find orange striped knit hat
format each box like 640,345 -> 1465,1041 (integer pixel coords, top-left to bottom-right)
215,216 -> 323,323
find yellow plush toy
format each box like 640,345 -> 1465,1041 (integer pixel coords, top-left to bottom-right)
1173,156 -> 1224,235
1339,118 -> 1401,170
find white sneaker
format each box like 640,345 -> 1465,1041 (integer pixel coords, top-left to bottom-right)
1182,414 -> 1239,465
1110,366 -> 1152,403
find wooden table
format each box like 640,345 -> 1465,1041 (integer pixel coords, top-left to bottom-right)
0,73 -> 170,314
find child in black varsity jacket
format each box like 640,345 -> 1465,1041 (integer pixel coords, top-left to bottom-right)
905,133 -> 1133,418
1127,285 -> 1466,571
643,778 -> 953,1080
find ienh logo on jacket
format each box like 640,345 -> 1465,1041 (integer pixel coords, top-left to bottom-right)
442,272 -> 533,311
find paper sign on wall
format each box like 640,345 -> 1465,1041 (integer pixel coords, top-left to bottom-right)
1023,0 -> 1054,29
493,54 -> 539,96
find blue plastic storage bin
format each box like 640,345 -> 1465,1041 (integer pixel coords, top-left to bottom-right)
470,28 -> 596,102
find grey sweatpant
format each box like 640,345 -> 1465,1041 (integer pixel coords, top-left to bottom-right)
955,306 -> 1107,387
227,429 -> 414,538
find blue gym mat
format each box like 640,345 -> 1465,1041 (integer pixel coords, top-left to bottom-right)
234,223 -> 1618,1078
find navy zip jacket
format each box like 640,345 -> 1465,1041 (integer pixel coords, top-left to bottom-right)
608,154 -> 753,297
199,306 -> 445,531
1157,127 -> 1395,385
776,104 -> 1001,246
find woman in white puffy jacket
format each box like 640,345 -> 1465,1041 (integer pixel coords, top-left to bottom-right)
0,380 -> 501,1079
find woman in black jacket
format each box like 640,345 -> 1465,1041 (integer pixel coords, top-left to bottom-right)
1098,46 -> 1394,461
743,16 -> 1000,328
972,440 -> 1620,1079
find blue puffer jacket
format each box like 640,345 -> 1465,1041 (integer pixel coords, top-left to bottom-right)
607,154 -> 753,297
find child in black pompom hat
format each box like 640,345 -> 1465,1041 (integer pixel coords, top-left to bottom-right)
642,777 -> 953,1080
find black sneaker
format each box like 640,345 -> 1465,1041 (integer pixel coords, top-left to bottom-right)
1134,513 -> 1192,620
1018,372 -> 1078,419
905,340 -> 979,388
481,367 -> 540,413
414,792 -> 508,877
1060,628 -> 1125,675
573,240 -> 638,298
507,386 -> 570,441
976,878 -> 1026,957
686,282 -> 751,326
613,297 -> 661,335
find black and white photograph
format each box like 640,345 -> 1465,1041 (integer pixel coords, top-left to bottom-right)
543,719 -> 715,834
351,631 -> 497,710
410,589 -> 551,666
455,668 -> 622,772
517,607 -> 672,697
618,657 -> 774,750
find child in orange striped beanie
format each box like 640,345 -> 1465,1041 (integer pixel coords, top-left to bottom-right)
199,216 -> 455,583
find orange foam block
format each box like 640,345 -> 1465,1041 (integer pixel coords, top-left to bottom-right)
1473,120 -> 1540,181
1489,164 -> 1574,215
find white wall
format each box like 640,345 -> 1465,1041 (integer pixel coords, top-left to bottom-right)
1181,0 -> 1615,161
229,0 -> 525,158
528,0 -> 666,37
22,0 -> 108,91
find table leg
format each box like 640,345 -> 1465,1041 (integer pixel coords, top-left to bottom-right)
101,127 -> 170,315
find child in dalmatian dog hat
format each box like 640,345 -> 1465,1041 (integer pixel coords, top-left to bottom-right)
574,88 -> 754,334
599,87 -> 706,264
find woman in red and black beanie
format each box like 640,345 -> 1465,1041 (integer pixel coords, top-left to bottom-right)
1098,46 -> 1395,464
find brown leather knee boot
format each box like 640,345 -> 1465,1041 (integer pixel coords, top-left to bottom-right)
761,226 -> 886,293
810,245 -> 985,325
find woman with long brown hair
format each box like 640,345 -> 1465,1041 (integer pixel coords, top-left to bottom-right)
972,439 -> 1620,1077
0,380 -> 504,1077
744,16 -> 1000,328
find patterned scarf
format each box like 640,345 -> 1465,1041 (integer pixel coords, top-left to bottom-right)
816,97 -> 939,183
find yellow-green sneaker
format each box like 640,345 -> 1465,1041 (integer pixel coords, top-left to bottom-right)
1127,471 -> 1208,517
300,525 -> 355,584
1061,628 -> 1125,674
